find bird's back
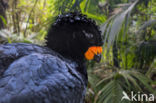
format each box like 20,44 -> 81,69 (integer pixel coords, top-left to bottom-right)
0,43 -> 87,103
0,43 -> 54,75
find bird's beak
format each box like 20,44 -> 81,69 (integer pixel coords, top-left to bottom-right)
84,46 -> 102,62
93,53 -> 102,62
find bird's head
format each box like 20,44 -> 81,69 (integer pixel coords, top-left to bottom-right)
46,12 -> 103,62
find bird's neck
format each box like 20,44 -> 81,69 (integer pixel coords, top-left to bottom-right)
66,56 -> 88,86
75,59 -> 88,86
47,45 -> 88,85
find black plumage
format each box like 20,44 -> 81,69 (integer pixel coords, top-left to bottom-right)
0,12 -> 103,103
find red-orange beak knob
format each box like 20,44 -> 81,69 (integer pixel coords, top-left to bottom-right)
84,46 -> 103,62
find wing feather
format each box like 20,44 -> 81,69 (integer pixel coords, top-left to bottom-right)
0,53 -> 86,103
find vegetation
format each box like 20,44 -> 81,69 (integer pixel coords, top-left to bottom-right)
0,0 -> 156,103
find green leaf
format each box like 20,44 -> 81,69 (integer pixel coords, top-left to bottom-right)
97,80 -> 124,103
102,0 -> 139,50
0,15 -> 7,25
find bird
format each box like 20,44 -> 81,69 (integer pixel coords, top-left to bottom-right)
0,12 -> 103,103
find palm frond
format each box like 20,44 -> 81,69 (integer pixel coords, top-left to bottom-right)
101,0 -> 139,50
95,70 -> 155,103
137,19 -> 156,33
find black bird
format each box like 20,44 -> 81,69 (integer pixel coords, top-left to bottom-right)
0,12 -> 103,103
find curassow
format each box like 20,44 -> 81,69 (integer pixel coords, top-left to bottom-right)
0,12 -> 103,103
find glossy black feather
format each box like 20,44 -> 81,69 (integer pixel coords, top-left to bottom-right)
0,43 -> 87,103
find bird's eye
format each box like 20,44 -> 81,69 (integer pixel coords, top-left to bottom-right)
83,30 -> 94,39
